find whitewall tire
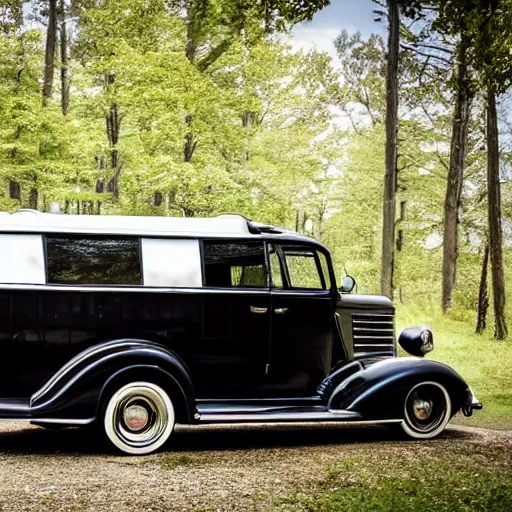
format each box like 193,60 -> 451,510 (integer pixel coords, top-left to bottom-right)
401,381 -> 451,440
102,381 -> 175,455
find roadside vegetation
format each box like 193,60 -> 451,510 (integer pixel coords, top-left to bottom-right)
276,440 -> 512,512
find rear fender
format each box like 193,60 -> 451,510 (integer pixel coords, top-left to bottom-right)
29,339 -> 195,423
328,357 -> 469,420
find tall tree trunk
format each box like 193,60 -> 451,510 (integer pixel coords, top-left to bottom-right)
476,243 -> 490,334
442,36 -> 472,312
59,0 -> 69,115
380,0 -> 399,299
486,84 -> 508,340
42,0 -> 57,104
105,73 -> 122,199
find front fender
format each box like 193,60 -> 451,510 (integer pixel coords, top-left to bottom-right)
328,357 -> 470,420
30,339 -> 194,422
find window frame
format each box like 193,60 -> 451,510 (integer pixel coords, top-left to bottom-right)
44,233 -> 143,287
268,242 -> 335,293
200,238 -> 270,290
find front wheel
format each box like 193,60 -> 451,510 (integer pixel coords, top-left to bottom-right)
400,381 -> 452,439
101,381 -> 175,455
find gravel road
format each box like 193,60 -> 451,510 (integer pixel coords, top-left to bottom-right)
0,421 -> 510,511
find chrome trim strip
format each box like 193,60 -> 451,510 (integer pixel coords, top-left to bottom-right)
31,340 -> 142,404
352,320 -> 393,329
354,326 -> 394,335
352,314 -> 394,318
198,412 -> 402,424
354,351 -> 394,357
195,397 -> 322,403
354,336 -> 395,340
0,417 -> 95,425
199,411 -> 360,422
31,417 -> 95,425
0,283 -> 270,294
354,343 -> 395,348
32,347 -> 171,413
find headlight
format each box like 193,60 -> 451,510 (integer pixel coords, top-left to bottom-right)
399,326 -> 434,357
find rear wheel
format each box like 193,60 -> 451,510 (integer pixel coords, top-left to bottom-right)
401,381 -> 451,439
101,381 -> 175,455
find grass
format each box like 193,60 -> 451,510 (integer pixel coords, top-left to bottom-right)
276,443 -> 512,511
160,453 -> 200,469
396,305 -> 512,430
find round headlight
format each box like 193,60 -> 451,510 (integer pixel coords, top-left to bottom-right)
399,327 -> 434,357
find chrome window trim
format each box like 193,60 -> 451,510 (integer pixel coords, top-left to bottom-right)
0,283 -> 270,294
270,289 -> 334,298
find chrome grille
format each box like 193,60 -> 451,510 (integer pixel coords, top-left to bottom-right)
352,313 -> 395,359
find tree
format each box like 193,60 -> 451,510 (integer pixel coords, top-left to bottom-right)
42,0 -> 57,104
381,0 -> 400,299
442,34 -> 473,312
334,30 -> 386,132
59,0 -> 69,115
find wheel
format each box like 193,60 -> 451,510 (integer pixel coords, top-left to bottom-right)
101,381 -> 175,455
400,381 -> 451,439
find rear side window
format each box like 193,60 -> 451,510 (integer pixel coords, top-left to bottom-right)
46,236 -> 142,285
203,241 -> 267,288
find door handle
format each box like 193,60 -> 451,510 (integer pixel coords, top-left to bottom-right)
274,308 -> 290,315
250,306 -> 268,314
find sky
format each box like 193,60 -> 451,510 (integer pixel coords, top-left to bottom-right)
290,0 -> 385,62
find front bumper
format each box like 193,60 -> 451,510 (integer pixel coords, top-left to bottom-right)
462,387 -> 483,417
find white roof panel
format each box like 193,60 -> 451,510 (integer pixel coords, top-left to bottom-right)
0,211 -> 252,237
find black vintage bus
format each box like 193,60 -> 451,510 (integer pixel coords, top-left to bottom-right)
0,210 -> 481,454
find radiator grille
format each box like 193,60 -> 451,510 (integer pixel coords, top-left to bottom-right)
352,313 -> 395,359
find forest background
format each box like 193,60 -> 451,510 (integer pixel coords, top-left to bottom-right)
1,0 -> 511,427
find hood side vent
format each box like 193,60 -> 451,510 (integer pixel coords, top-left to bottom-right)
352,313 -> 395,359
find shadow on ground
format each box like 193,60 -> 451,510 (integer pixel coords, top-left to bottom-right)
0,421 -> 477,456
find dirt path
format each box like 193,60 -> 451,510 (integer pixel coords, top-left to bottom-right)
0,421 -> 510,511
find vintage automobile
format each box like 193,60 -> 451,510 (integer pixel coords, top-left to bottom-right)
0,209 -> 481,454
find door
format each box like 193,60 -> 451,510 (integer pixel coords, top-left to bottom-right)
267,243 -> 335,396
195,240 -> 271,398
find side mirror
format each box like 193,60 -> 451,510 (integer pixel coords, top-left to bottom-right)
398,327 -> 434,357
340,275 -> 356,294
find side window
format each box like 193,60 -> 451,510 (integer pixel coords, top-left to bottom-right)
271,244 -> 330,291
203,241 -> 267,288
46,236 -> 142,285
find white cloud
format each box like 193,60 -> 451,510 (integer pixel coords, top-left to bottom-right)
289,25 -> 342,65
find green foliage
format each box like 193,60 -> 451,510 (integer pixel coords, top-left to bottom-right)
278,452 -> 512,512
0,2 -> 511,333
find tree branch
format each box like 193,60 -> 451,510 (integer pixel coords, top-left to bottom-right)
196,39 -> 233,72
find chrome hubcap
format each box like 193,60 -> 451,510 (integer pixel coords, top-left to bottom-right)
123,404 -> 149,432
413,399 -> 433,420
105,382 -> 174,453
404,382 -> 450,437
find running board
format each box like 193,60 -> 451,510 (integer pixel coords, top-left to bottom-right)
197,407 -> 362,424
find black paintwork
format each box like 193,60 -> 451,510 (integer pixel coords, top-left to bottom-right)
327,357 -> 470,419
0,232 -> 479,426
